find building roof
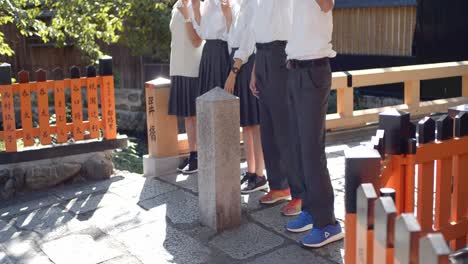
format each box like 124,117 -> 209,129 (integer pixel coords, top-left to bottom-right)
335,0 -> 417,8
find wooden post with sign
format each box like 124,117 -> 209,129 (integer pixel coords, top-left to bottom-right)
143,77 -> 180,177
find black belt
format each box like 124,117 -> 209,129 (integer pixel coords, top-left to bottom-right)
287,57 -> 329,69
256,41 -> 287,50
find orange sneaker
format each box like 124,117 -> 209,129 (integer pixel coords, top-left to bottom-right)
281,198 -> 302,216
259,189 -> 291,204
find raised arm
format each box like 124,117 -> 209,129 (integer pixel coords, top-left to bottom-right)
315,0 -> 334,13
221,0 -> 233,33
178,0 -> 203,47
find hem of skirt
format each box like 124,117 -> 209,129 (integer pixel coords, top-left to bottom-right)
168,111 -> 197,118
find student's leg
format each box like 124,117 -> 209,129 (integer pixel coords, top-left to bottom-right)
251,125 -> 265,177
185,117 -> 197,152
243,127 -> 256,174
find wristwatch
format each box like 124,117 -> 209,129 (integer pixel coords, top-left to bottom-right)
231,67 -> 240,75
184,18 -> 192,23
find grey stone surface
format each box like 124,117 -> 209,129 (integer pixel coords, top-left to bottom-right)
197,87 -> 241,231
110,177 -> 177,203
12,167 -> 26,190
138,189 -> 198,225
81,152 -> 114,181
41,234 -> 123,264
312,240 -> 345,264
12,205 -> 87,241
0,250 -> 14,264
245,245 -> 330,264
143,155 -> 179,178
100,255 -> 143,264
64,192 -> 128,215
250,204 -> 303,241
159,172 -> 199,193
328,156 -> 346,180
1,232 -> 53,264
241,190 -> 270,213
50,175 -> 127,200
25,163 -> 82,190
0,219 -> 17,244
209,223 -> 284,260
115,222 -> 211,264
0,193 -> 60,219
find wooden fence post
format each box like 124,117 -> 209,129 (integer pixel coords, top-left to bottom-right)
143,78 -> 180,177
337,87 -> 354,118
356,183 -> 379,264
18,70 -> 34,147
344,146 -> 382,264
404,80 -> 420,113
86,65 -> 100,139
0,63 -> 17,152
374,197 -> 397,264
394,214 -> 421,264
418,233 -> 450,264
99,56 -> 117,140
52,68 -> 68,143
462,75 -> 468,98
36,69 -> 51,145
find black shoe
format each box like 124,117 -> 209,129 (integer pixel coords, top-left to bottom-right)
182,157 -> 198,174
241,174 -> 268,194
241,172 -> 255,185
177,158 -> 189,172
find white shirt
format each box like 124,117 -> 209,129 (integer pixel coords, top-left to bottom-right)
253,0 -> 292,44
169,1 -> 204,77
194,0 -> 229,41
227,0 -> 255,64
286,0 -> 337,60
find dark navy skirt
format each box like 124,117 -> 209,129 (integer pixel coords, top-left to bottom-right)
168,76 -> 198,117
197,39 -> 230,96
230,49 -> 260,127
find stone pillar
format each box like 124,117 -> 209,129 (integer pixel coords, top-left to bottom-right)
197,88 -> 241,231
143,78 -> 180,177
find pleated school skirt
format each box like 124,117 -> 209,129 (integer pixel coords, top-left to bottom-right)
168,76 -> 198,117
230,48 -> 260,127
197,39 -> 230,96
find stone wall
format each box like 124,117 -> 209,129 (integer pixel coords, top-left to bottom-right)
114,88 -> 147,134
0,151 -> 114,200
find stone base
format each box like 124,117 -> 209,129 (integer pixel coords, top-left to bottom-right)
143,155 -> 180,177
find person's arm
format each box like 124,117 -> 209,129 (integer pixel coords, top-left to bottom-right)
178,1 -> 203,47
224,58 -> 242,94
221,0 -> 233,33
192,0 -> 202,25
249,61 -> 258,97
315,0 -> 334,13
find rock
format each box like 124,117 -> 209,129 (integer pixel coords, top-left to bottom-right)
81,153 -> 114,181
3,178 -> 15,199
128,93 -> 140,102
26,163 -> 81,190
12,167 -> 25,189
0,169 -> 9,185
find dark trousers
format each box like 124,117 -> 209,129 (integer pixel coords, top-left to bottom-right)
287,59 -> 336,228
255,42 -> 304,199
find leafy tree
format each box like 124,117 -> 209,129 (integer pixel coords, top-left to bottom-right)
0,0 -> 174,62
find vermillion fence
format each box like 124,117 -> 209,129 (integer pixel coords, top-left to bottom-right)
344,106 -> 468,263
0,56 -> 117,153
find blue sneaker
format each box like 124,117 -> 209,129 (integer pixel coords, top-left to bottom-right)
286,211 -> 313,233
299,222 -> 344,248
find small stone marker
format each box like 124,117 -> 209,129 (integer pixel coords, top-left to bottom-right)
197,87 -> 241,231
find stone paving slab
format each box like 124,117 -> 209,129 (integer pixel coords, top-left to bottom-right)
209,223 -> 285,260
138,189 -> 198,225
110,177 -> 177,203
0,194 -> 60,220
240,191 -> 271,213
250,204 -> 303,242
50,176 -> 127,200
0,219 -> 17,244
1,231 -> 53,264
12,205 -> 88,241
41,234 -> 123,264
0,250 -> 14,264
114,222 -> 211,264
245,245 -> 330,264
63,192 -> 128,215
159,173 -> 199,193
100,255 -> 143,264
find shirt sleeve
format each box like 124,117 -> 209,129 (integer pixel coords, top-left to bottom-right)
233,2 -> 255,63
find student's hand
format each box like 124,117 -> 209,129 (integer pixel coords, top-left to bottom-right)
224,72 -> 236,94
249,70 -> 259,98
315,0 -> 334,13
178,0 -> 190,19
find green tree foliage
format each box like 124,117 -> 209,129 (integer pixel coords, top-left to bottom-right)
0,0 -> 174,62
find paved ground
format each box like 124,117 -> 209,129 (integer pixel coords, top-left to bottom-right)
0,127 -> 377,264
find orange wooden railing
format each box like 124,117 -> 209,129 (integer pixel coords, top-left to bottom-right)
0,56 -> 117,152
344,106 -> 468,263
